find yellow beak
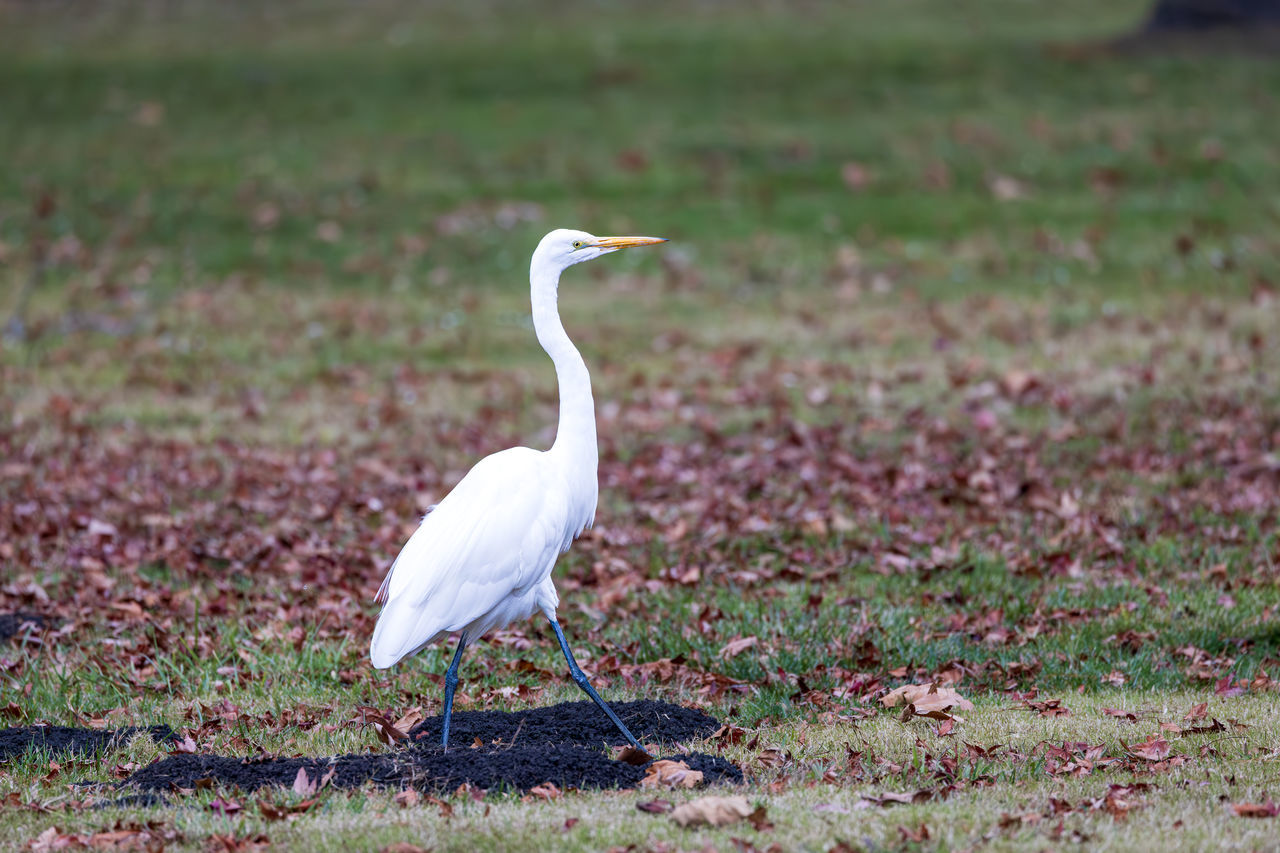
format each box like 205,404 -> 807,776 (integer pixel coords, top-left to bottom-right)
592,235 -> 668,249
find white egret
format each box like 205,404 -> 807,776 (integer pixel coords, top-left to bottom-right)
370,228 -> 667,750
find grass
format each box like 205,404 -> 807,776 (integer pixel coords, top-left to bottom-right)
2,0 -> 1280,850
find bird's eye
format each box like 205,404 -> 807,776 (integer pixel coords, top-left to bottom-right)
571,240 -> 584,249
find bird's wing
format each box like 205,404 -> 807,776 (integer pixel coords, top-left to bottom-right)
369,446 -> 564,667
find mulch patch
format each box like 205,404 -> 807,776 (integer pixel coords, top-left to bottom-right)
0,725 -> 176,761
405,698 -> 721,748
125,745 -> 738,795
125,700 -> 741,795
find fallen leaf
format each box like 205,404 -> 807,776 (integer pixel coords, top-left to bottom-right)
881,683 -> 974,712
86,829 -> 148,848
641,759 -> 704,790
366,713 -> 410,747
1180,718 -> 1226,737
1232,800 -> 1279,818
170,733 -> 199,754
393,707 -> 424,734
637,799 -> 673,814
859,791 -> 915,807
528,782 -> 562,801
719,636 -> 759,659
292,767 -> 315,796
1126,737 -> 1170,762
291,765 -> 335,796
670,795 -> 755,827
756,748 -> 788,768
257,797 -> 317,821
710,724 -> 748,746
209,798 -> 243,816
616,745 -> 655,765
28,827 -> 61,852
746,804 -> 773,830
1094,784 -> 1143,821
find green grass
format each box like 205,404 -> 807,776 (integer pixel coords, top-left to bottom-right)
3,1 -> 1280,851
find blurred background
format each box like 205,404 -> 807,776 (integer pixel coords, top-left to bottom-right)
3,0 -> 1278,445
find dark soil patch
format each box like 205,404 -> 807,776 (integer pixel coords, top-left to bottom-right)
124,700 -> 741,795
406,699 -> 721,748
126,746 -> 738,794
0,612 -> 46,641
0,725 -> 176,762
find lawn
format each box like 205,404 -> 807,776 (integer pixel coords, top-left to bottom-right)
1,1 -> 1279,850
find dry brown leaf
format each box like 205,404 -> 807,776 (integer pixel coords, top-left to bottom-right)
1232,800 -> 1279,818
85,829 -> 146,849
718,635 -> 759,659
1180,718 -> 1226,737
881,683 -> 974,712
170,733 -> 199,754
862,791 -> 915,807
670,795 -> 755,827
709,724 -> 748,745
393,707 -> 424,734
640,759 -> 704,790
528,782 -> 562,801
291,765 -> 335,796
258,797 -> 316,821
746,804 -> 773,830
1126,737 -> 1170,762
616,745 -> 655,766
366,713 -> 409,748
292,767 -> 315,796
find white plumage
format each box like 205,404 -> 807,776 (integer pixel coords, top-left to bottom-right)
370,447 -> 586,667
369,228 -> 666,750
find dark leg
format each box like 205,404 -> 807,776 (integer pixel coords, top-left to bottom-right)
441,635 -> 467,750
548,618 -> 646,752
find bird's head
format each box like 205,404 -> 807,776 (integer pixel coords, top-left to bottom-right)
534,228 -> 667,272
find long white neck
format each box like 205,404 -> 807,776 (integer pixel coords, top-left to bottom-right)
530,257 -> 597,474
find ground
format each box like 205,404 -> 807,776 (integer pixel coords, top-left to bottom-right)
1,1 -> 1279,851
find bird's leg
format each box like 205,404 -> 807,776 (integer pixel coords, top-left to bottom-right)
441,635 -> 467,750
547,618 -> 646,752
